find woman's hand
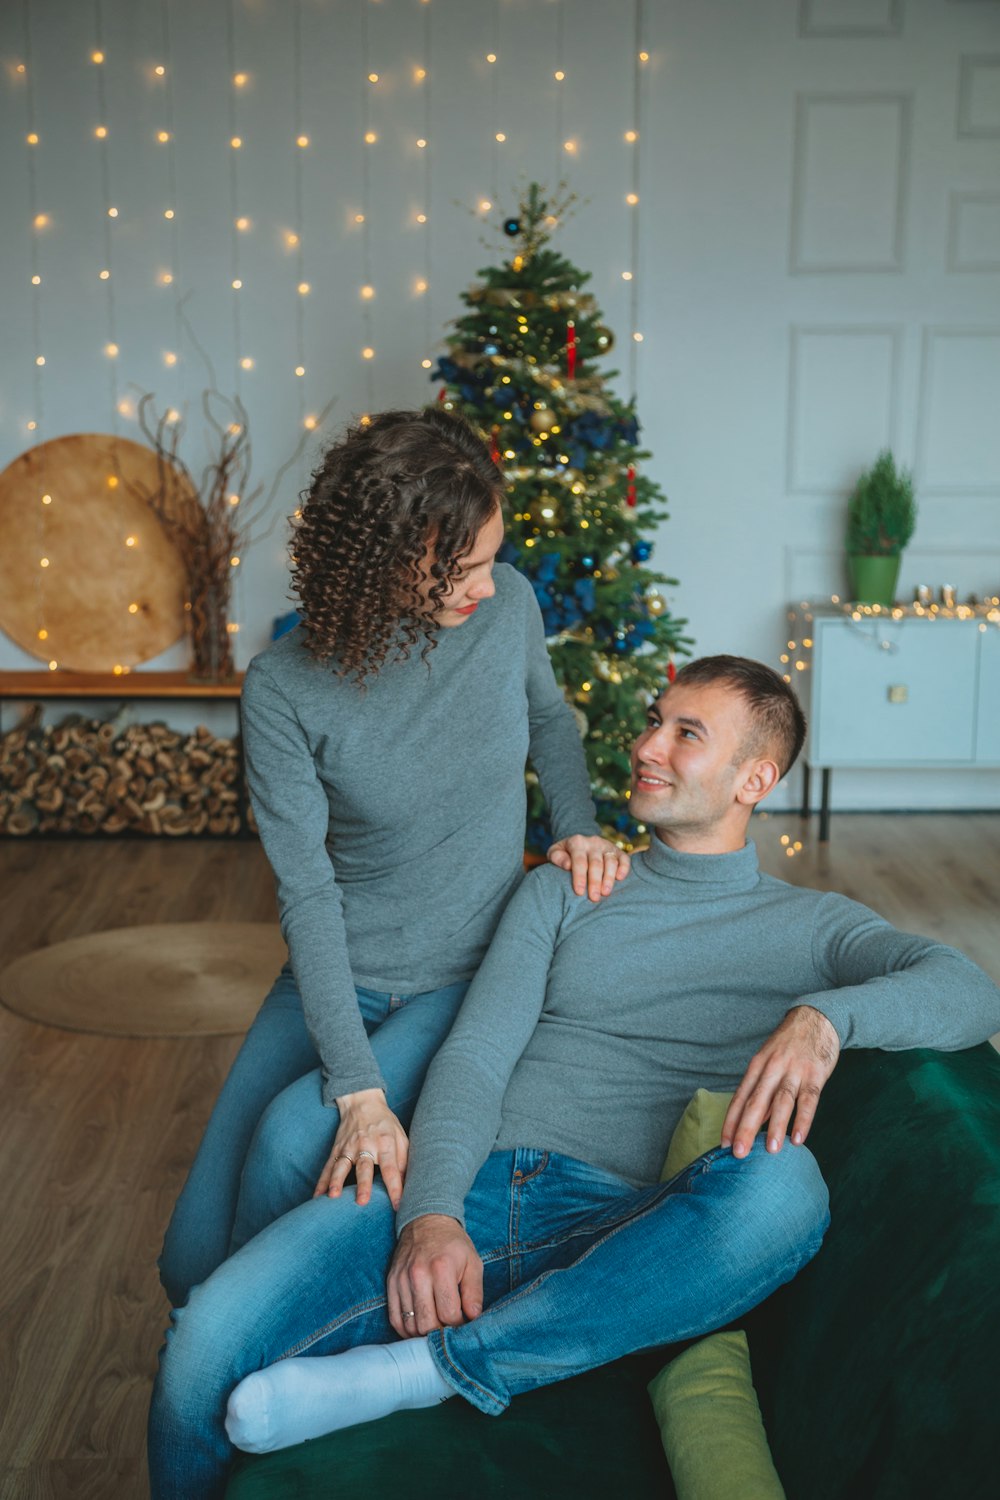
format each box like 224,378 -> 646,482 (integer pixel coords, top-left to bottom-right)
313,1088 -> 409,1208
547,834 -> 631,902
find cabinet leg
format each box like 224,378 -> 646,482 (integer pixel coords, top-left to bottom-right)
800,763 -> 811,818
819,769 -> 832,843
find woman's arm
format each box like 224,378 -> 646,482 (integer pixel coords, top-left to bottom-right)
242,657 -> 383,1103
242,657 -> 412,1204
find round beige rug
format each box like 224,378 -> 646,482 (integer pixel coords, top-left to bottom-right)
0,923 -> 287,1038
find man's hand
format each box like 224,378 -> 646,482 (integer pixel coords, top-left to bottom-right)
386,1214 -> 484,1339
313,1089 -> 409,1208
721,1005 -> 841,1159
547,834 -> 631,902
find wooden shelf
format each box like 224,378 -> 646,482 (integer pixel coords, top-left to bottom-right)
0,670 -> 244,701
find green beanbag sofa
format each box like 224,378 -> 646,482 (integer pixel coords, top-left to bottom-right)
226,1043 -> 1000,1500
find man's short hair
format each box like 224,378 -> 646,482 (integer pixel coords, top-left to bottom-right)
671,655 -> 807,778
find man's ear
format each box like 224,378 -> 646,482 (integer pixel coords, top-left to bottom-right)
736,758 -> 780,809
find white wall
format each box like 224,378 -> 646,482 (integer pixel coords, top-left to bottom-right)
1,0 -> 998,807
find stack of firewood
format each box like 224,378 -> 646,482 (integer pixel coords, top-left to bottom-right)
0,711 -> 253,836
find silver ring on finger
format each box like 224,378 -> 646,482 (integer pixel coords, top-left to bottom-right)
335,1153 -> 356,1165
402,1310 -> 415,1320
357,1149 -> 377,1164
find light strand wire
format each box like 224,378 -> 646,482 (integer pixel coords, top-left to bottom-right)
225,0 -> 243,393
359,1 -> 375,412
93,0 -> 120,432
554,0 -> 565,188
21,0 -> 49,654
420,0 -> 433,368
159,0 -> 185,412
628,0 -> 644,400
489,0 -> 500,205
292,0 -> 307,423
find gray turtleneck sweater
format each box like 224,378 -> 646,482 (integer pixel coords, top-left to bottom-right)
241,564 -> 600,1104
398,836 -> 1000,1230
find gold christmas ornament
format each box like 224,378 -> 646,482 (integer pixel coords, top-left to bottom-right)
530,409 -> 556,433
646,591 -> 666,617
485,289 -> 523,309
593,325 -> 615,353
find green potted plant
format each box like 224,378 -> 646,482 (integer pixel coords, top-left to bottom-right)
846,449 -> 916,606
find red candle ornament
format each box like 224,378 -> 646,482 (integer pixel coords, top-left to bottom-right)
437,385 -> 447,403
667,655 -> 677,684
490,426 -> 501,465
566,320 -> 577,379
626,463 -> 637,508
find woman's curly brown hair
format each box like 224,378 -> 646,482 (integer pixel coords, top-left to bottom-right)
291,407 -> 503,681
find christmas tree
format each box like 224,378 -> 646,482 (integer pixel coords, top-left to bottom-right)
432,185 -> 689,851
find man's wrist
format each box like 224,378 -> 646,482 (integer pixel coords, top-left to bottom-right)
403,1213 -> 462,1235
396,1205 -> 465,1239
788,1003 -> 841,1051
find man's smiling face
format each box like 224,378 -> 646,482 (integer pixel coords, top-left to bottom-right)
629,681 -> 760,845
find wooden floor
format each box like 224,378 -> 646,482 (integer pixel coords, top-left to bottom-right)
0,815 -> 998,1500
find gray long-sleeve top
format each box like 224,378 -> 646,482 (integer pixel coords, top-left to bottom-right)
241,563 -> 600,1104
398,835 -> 1000,1230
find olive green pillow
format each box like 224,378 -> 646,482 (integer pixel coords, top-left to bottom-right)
660,1087 -> 732,1182
650,1090 -> 785,1500
648,1332 -> 785,1500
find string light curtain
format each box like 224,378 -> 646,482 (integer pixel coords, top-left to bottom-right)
3,0 -> 660,674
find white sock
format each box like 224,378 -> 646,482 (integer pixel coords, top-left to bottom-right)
225,1339 -> 453,1453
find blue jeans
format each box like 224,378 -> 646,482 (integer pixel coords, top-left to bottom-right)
158,965 -> 470,1307
148,1139 -> 829,1499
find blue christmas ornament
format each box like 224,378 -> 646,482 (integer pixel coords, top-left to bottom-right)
503,217 -> 522,237
631,540 -> 653,562
272,610 -> 300,640
527,819 -> 553,853
574,578 -> 596,614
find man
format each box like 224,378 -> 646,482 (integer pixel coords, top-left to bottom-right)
149,657 -> 1000,1500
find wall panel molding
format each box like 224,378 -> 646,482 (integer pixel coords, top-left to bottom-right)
790,92 -> 911,273
786,324 -> 902,495
798,0 -> 903,39
947,191 -> 1000,271
916,327 -> 1000,493
957,55 -> 1000,138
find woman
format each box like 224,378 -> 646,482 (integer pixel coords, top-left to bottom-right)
159,407 -> 627,1307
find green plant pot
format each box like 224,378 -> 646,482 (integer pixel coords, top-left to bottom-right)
847,555 -> 901,607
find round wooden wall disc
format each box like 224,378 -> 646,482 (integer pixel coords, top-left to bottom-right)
0,433 -> 192,671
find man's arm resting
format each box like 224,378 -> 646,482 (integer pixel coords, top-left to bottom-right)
386,1215 -> 484,1340
721,1005 -> 841,1160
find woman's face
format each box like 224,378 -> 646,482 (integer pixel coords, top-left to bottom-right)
418,506 -> 505,626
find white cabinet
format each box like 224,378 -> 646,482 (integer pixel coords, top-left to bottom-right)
789,605 -> 1000,838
